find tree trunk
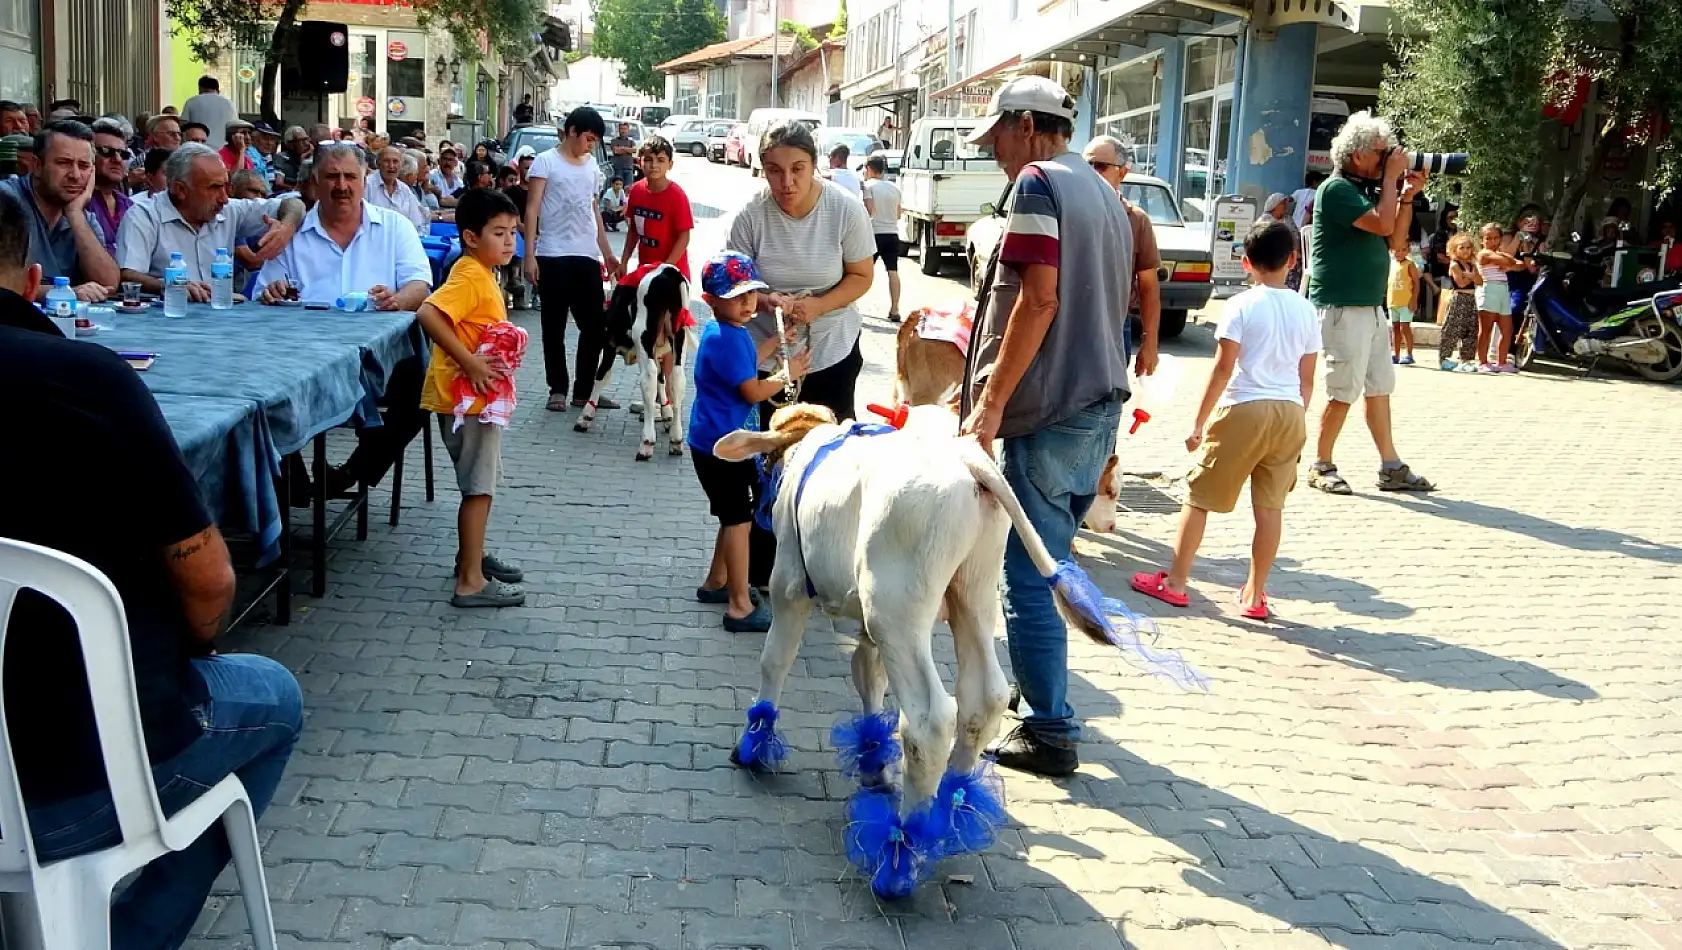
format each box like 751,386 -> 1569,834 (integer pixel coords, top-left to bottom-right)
1551,121 -> 1618,244
260,0 -> 308,126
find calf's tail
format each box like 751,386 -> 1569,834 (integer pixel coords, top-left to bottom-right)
955,443 -> 1109,646
957,441 -> 1212,691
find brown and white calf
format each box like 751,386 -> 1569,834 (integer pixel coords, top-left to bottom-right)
573,264 -> 692,460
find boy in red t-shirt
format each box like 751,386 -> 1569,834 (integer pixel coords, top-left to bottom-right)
622,134 -> 696,416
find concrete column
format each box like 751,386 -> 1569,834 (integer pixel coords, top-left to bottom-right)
1153,37 -> 1184,191
1230,21 -> 1315,200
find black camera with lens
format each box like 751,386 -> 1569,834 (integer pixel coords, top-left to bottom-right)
1348,147 -> 1469,201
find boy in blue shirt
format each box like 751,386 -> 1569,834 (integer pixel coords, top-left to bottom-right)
689,251 -> 809,632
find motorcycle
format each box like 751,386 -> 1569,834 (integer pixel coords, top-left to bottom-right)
1515,245 -> 1682,382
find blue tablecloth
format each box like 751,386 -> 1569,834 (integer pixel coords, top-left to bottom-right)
96,302 -> 424,565
149,393 -> 283,560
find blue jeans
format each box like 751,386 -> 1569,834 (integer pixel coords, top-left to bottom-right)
26,653 -> 303,950
1000,393 -> 1124,747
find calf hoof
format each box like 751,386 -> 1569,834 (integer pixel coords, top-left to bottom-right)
636,441 -> 655,461
668,441 -> 684,457
572,421 -> 591,433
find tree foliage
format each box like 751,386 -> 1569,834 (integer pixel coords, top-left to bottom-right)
1382,0 -> 1682,231
781,20 -> 818,53
166,0 -> 545,124
835,0 -> 847,35
592,0 -> 728,100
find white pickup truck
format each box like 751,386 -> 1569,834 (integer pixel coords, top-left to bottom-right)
896,117 -> 1008,276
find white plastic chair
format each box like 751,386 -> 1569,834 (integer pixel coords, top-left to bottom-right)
0,538 -> 277,950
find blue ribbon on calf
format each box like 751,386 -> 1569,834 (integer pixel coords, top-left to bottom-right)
733,700 -> 787,771
1050,560 -> 1212,692
843,787 -> 932,900
928,764 -> 1009,859
831,710 -> 903,784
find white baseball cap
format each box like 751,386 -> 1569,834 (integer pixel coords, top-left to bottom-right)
965,76 -> 1078,145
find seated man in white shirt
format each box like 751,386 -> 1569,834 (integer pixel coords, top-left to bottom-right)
115,142 -> 302,300
364,145 -> 430,235
256,143 -> 432,497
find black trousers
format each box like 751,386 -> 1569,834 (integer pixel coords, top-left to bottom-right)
537,255 -> 607,401
344,355 -> 426,486
748,337 -> 863,585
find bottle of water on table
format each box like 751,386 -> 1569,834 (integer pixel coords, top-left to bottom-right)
45,276 -> 77,335
163,252 -> 188,317
210,247 -> 234,310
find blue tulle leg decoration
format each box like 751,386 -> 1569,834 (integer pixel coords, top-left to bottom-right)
842,787 -> 931,900
927,763 -> 1009,859
832,710 -> 903,785
1051,560 -> 1212,692
731,700 -> 787,771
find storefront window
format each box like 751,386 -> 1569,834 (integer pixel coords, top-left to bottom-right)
674,73 -> 700,116
0,0 -> 40,103
1183,38 -> 1235,97
705,65 -> 738,119
1096,53 -> 1161,175
338,33 -> 379,132
387,31 -> 427,139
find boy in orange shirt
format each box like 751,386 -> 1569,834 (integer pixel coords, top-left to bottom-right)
417,188 -> 528,607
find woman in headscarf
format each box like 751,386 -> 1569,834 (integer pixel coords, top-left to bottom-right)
1259,192 -> 1302,291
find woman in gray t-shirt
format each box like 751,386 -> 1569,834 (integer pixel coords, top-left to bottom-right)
727,121 -> 875,421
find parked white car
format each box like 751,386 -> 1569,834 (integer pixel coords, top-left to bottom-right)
966,173 -> 1211,338
668,118 -> 713,157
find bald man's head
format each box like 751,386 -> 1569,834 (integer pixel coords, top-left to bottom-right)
1082,135 -> 1129,189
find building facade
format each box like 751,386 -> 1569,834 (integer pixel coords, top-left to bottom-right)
14,0 -> 170,118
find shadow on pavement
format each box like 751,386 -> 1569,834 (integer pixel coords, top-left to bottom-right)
1079,528 -> 1417,620
1367,493 -> 1682,564
1238,619 -> 1598,699
1063,744 -> 1566,948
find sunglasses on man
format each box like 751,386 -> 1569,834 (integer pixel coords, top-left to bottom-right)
1088,160 -> 1120,173
95,145 -> 130,161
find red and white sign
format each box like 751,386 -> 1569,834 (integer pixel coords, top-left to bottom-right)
388,40 -> 408,61
355,97 -> 376,117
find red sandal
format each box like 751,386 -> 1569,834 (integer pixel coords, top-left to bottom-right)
1237,593 -> 1271,621
1130,571 -> 1189,608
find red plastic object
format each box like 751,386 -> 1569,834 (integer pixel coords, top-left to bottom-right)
866,402 -> 909,429
1129,407 -> 1151,435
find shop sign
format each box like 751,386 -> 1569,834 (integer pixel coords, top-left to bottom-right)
388,40 -> 408,61
1210,194 -> 1258,284
387,97 -> 407,117
356,96 -> 377,117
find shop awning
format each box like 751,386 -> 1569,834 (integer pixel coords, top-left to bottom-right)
855,86 -> 918,110
1022,0 -> 1223,64
929,55 -> 1022,101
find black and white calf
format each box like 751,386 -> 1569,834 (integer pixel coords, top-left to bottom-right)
573,264 -> 692,461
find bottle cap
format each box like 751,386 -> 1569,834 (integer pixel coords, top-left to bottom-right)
53,276 -> 69,286
216,247 -> 228,255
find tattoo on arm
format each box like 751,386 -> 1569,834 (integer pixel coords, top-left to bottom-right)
166,528 -> 213,561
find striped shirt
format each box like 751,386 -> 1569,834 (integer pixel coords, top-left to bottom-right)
727,178 -> 876,373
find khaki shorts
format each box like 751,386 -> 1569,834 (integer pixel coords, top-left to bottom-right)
438,414 -> 503,497
1320,305 -> 1395,403
1186,400 -> 1308,513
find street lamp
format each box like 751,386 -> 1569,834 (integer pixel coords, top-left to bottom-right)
434,55 -> 449,82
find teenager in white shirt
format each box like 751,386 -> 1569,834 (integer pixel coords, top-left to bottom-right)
825,144 -> 863,199
521,107 -> 622,411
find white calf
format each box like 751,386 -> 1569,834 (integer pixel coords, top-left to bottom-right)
714,403 -> 1115,897
573,264 -> 691,460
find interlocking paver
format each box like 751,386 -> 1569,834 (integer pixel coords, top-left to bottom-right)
197,156 -> 1682,948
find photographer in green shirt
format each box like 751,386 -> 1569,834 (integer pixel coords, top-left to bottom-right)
1306,111 -> 1436,495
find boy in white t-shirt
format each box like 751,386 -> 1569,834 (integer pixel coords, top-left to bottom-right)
1132,219 -> 1322,621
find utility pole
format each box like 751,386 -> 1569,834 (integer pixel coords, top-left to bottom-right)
946,0 -> 957,113
770,0 -> 780,104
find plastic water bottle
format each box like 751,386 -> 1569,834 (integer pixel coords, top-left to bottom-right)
163,252 -> 188,317
45,276 -> 77,335
1128,352 -> 1183,434
210,247 -> 234,310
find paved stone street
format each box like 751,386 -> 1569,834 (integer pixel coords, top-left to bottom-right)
192,156 -> 1682,949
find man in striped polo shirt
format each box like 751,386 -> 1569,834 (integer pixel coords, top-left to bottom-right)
961,76 -> 1134,777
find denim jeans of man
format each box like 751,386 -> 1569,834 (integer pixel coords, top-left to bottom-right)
24,653 -> 303,950
1000,393 -> 1125,747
